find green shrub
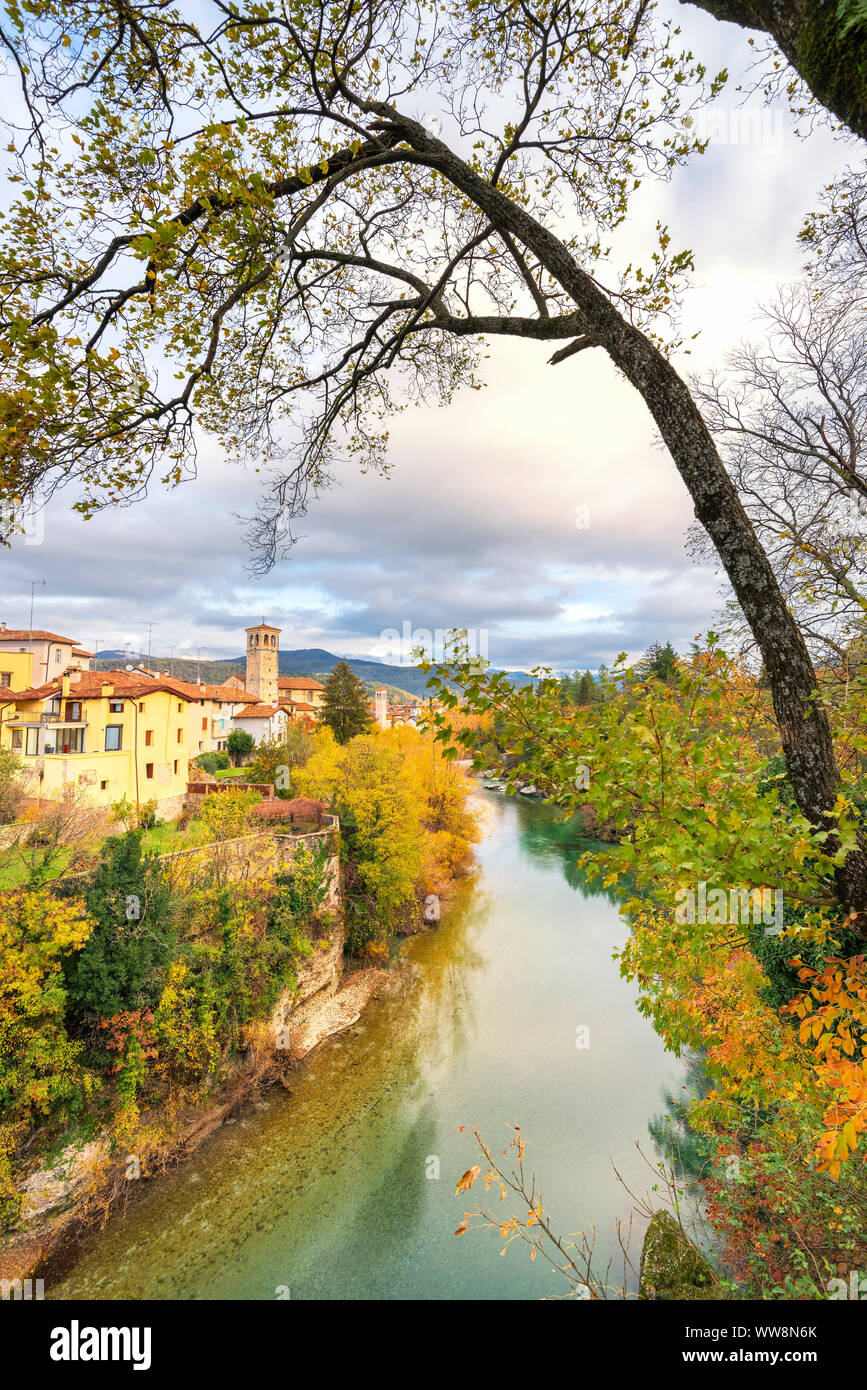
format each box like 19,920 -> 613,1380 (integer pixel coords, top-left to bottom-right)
194,751 -> 229,776
63,831 -> 176,1024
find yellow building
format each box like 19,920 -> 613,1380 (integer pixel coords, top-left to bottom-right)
130,671 -> 258,755
1,669 -> 194,818
0,650 -> 35,695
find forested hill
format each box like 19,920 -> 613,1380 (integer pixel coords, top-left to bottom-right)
92,647 -> 535,697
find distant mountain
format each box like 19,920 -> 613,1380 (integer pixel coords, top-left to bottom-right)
92,647 -> 536,696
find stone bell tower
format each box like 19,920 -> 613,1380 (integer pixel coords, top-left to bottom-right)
245,621 -> 280,705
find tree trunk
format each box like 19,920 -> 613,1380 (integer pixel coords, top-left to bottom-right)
391,121 -> 867,929
682,0 -> 867,142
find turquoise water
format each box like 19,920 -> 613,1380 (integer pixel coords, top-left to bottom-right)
52,792 -> 691,1300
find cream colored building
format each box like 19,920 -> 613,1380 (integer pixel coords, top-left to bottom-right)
0,626 -> 92,686
278,675 -> 326,720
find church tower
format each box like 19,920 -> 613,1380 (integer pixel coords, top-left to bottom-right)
245,622 -> 281,705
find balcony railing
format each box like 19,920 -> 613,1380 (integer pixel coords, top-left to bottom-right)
8,713 -> 88,726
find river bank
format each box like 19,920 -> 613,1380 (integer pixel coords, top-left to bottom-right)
0,793 -> 499,1287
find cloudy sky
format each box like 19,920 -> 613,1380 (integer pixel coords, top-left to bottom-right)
1,3 -> 858,671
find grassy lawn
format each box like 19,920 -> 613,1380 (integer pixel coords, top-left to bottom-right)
0,846 -> 74,889
0,816 -> 214,889
214,766 -> 247,779
140,817 -> 212,854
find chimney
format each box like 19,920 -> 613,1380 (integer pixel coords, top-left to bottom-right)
101,680 -> 114,699
61,674 -> 71,697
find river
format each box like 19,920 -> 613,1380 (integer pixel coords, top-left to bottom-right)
51,791 -> 695,1301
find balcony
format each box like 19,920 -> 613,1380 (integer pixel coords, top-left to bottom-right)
7,713 -> 88,726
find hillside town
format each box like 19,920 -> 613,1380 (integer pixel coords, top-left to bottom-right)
0,619 -> 425,819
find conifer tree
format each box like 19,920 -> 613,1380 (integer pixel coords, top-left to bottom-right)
321,661 -> 372,744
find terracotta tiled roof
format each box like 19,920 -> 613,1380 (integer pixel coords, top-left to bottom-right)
198,683 -> 257,701
286,700 -> 317,712
71,647 -> 93,658
234,703 -> 281,718
9,669 -> 196,702
0,628 -> 80,644
278,675 -> 325,692
147,676 -> 246,702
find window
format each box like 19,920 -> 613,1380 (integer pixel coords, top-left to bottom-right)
45,727 -> 84,754
109,701 -> 123,713
144,729 -> 153,746
0,671 -> 11,685
100,780 -> 108,791
173,759 -> 178,774
10,728 -> 22,750
25,727 -> 38,755
145,762 -> 154,779
139,702 -> 144,713
176,728 -> 183,743
54,650 -> 61,662
105,725 -> 122,751
201,717 -> 207,731
65,701 -> 82,721
178,702 -> 183,712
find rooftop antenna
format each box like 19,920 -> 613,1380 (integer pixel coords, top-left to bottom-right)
28,578 -> 45,630
139,621 -> 159,667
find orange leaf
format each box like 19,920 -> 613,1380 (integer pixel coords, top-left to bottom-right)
455,1165 -> 480,1195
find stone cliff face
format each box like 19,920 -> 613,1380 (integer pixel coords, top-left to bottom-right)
268,893 -> 392,1064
